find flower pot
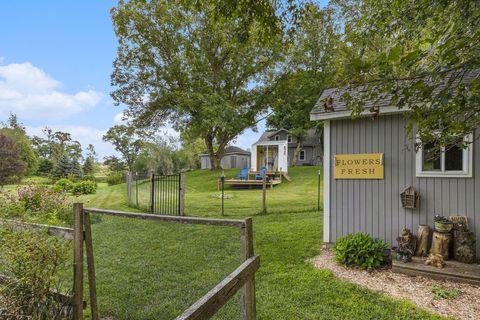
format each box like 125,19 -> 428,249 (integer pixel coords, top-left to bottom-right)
434,221 -> 453,233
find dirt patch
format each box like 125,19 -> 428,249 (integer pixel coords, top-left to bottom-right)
310,248 -> 480,320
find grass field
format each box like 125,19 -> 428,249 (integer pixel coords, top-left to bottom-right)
8,167 -> 444,319
128,167 -> 322,216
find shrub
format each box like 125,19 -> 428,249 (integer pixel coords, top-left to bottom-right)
333,233 -> 389,270
106,172 -> 125,186
0,185 -> 72,226
52,177 -> 74,192
0,225 -> 71,319
71,180 -> 97,195
82,174 -> 97,182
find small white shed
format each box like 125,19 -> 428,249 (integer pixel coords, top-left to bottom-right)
251,140 -> 288,173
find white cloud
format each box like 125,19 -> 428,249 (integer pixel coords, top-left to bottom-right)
26,125 -> 116,159
0,62 -> 102,120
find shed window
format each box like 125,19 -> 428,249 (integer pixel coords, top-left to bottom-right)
299,150 -> 306,161
287,135 -> 292,143
274,135 -> 280,141
416,135 -> 473,177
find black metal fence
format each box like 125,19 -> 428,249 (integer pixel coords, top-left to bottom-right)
126,172 -> 185,216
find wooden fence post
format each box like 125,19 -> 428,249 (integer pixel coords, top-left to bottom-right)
84,211 -> 99,320
240,218 -> 256,320
126,172 -> 132,205
262,175 -> 267,215
73,203 -> 84,320
179,171 -> 186,216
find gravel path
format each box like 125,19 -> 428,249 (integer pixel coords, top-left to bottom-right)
311,248 -> 480,320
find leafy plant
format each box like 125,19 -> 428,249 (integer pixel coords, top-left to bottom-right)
106,172 -> 125,186
333,233 -> 389,271
0,185 -> 72,226
0,225 -> 72,319
71,180 -> 97,195
433,215 -> 451,223
52,178 -> 74,193
431,283 -> 461,300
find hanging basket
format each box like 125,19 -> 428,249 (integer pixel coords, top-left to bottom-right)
400,186 -> 420,209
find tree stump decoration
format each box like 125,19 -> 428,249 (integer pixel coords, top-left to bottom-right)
395,228 -> 417,262
415,224 -> 430,257
453,230 -> 476,264
430,231 -> 452,260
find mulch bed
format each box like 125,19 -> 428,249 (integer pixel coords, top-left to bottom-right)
310,248 -> 480,320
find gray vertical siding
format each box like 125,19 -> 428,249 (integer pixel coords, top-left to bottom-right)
330,114 -> 480,256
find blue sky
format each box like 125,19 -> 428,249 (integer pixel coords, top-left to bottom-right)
0,1 -> 271,159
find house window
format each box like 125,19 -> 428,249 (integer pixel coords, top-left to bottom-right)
287,135 -> 292,143
299,150 -> 306,161
274,135 -> 280,141
416,134 -> 473,177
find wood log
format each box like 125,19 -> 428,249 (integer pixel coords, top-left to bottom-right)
430,231 -> 452,260
453,230 -> 476,264
416,225 -> 430,257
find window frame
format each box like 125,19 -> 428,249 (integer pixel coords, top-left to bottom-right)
287,135 -> 292,143
274,135 -> 279,141
299,150 -> 306,162
415,134 -> 473,178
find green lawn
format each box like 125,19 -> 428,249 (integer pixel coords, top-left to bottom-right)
25,168 -> 447,319
128,167 -> 322,216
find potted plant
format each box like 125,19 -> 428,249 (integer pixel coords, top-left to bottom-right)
434,215 -> 453,233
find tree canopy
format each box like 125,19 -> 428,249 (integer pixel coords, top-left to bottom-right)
0,134 -> 26,187
329,0 -> 480,148
111,0 -> 281,169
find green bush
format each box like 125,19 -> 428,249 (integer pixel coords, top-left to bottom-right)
333,233 -> 389,270
106,172 -> 125,186
82,174 -> 97,182
0,185 -> 72,226
52,178 -> 74,192
71,180 -> 97,195
0,226 -> 71,319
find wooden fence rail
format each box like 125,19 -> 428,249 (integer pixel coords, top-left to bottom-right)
0,205 -> 258,320
176,256 -> 259,320
84,206 -> 258,320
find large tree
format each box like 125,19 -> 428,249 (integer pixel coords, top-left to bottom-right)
0,114 -> 38,175
329,0 -> 480,149
267,3 -> 339,162
110,0 -> 281,169
103,125 -> 144,171
0,134 -> 26,188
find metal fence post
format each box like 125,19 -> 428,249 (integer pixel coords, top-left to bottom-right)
179,171 -> 186,216
317,169 -> 321,211
221,173 -> 225,216
150,173 -> 155,214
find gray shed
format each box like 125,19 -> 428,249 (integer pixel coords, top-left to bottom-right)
200,146 -> 251,170
311,80 -> 480,258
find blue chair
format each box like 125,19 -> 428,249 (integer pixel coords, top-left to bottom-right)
255,167 -> 267,180
237,167 -> 249,180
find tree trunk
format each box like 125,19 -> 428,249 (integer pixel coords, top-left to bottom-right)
291,142 -> 303,167
453,230 -> 476,263
430,231 -> 452,260
416,224 -> 430,257
205,136 -> 225,170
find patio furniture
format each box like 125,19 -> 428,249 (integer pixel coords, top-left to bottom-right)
237,167 -> 249,180
255,167 -> 267,180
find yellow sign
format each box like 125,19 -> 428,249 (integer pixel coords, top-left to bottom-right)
334,153 -> 384,179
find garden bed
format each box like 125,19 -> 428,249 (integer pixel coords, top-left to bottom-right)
311,248 -> 480,320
